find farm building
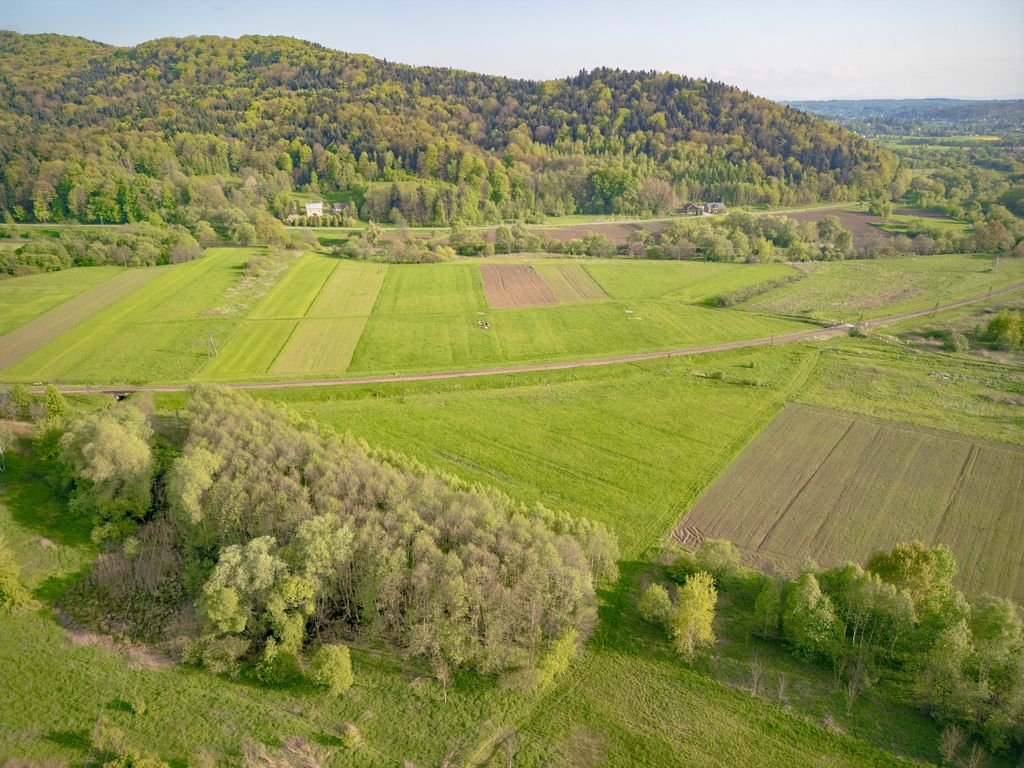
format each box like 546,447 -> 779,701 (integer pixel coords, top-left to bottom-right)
305,201 -> 324,217
684,202 -> 727,215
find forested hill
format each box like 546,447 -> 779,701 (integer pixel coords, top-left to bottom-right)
0,31 -> 894,227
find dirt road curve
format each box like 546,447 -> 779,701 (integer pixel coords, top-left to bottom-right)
41,282 -> 1024,395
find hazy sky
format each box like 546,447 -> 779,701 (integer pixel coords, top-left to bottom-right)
3,0 -> 1023,100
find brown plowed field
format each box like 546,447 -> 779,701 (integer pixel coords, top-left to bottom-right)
674,402 -> 1024,601
480,264 -> 559,308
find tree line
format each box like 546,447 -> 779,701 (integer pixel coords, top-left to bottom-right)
640,539 -> 1024,758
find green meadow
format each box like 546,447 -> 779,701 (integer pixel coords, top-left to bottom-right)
744,253 -> 1024,321
0,266 -> 123,336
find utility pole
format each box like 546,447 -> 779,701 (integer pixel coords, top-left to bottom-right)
205,332 -> 218,360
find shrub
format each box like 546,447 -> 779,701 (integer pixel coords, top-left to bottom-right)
638,583 -> 673,626
943,331 -> 970,352
307,643 -> 354,696
340,724 -> 362,750
695,539 -> 744,583
0,535 -> 31,611
782,572 -> 842,660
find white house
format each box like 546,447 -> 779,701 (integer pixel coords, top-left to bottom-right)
305,201 -> 324,218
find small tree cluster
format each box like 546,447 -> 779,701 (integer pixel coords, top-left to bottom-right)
59,402 -> 155,542
637,571 -> 718,662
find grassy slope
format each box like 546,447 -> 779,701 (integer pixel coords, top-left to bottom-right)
744,254 -> 1024,322
0,266 -> 123,336
1,351 -> 928,766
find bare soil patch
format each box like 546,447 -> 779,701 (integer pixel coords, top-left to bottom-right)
480,264 -> 559,308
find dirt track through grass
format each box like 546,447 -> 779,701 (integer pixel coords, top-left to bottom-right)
676,402 -> 1024,601
0,267 -> 165,371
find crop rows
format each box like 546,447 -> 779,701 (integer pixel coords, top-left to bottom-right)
678,403 -> 1024,601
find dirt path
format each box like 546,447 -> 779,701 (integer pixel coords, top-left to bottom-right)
35,282 -> 1024,395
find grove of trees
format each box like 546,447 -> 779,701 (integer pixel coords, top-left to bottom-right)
59,386 -> 618,689
650,538 -> 1024,756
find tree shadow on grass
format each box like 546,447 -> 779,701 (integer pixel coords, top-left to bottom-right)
1,443 -> 92,547
45,727 -> 90,751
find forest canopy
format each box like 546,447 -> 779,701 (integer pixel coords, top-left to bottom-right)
0,32 -> 895,230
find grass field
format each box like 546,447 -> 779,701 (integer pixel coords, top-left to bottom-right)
744,253 -> 1024,322
0,268 -> 164,371
199,259 -> 387,380
0,266 -> 123,337
348,262 -> 809,374
1,249 -> 262,384
876,213 -> 970,237
797,341 -> 1024,446
677,402 -> 1024,601
244,346 -> 818,557
249,252 -> 338,319
585,260 -> 797,303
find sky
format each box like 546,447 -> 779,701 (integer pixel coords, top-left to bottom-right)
2,0 -> 1023,100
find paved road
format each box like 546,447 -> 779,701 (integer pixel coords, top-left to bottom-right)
39,282 -> 1024,395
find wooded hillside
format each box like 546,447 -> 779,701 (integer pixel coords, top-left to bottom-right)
0,32 -> 895,228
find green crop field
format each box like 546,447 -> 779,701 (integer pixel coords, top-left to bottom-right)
199,259 -> 388,380
306,260 -> 388,317
744,253 -> 1024,321
678,402 -> 1024,601
348,262 -> 809,374
0,268 -> 164,370
270,317 -> 370,375
0,266 -> 123,336
249,252 -> 338,319
197,319 -> 299,380
1,249 -> 264,384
